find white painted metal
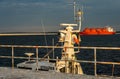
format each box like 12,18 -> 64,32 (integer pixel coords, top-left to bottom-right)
57,23 -> 83,74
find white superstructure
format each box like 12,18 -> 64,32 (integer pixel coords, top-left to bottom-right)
56,23 -> 83,74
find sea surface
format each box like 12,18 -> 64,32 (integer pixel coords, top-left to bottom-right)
0,34 -> 120,76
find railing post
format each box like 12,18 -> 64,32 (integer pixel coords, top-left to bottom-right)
36,47 -> 39,71
112,64 -> 115,77
94,48 -> 97,76
52,38 -> 54,59
12,46 -> 14,69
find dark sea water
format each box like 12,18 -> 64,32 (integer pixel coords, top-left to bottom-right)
0,34 -> 120,76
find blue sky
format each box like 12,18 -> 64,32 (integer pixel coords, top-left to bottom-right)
0,0 -> 120,32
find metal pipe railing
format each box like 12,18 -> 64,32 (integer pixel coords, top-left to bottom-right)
36,47 -> 39,71
94,48 -> 97,76
0,45 -> 120,50
12,46 -> 14,69
0,45 -> 120,77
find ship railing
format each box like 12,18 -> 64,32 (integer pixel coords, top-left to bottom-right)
0,45 -> 120,77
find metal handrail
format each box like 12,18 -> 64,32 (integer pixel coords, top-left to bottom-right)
0,45 -> 120,50
0,45 -> 120,77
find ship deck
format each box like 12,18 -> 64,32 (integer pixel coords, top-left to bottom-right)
0,67 -> 119,79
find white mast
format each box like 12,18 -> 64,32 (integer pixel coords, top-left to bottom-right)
56,0 -> 83,74
77,9 -> 83,31
56,23 -> 83,74
73,0 -> 83,31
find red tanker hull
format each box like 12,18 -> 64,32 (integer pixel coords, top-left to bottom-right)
80,32 -> 115,35
79,27 -> 116,35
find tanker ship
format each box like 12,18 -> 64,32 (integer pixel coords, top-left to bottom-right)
80,26 -> 116,35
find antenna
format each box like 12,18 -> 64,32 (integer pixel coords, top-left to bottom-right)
73,0 -> 83,31
76,8 -> 83,51
77,8 -> 83,31
60,23 -> 77,27
73,0 -> 76,21
41,20 -> 48,53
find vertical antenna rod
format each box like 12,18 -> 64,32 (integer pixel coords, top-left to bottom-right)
73,0 -> 76,21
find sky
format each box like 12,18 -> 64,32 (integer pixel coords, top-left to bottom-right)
0,0 -> 120,32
